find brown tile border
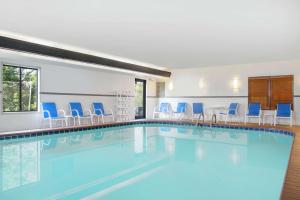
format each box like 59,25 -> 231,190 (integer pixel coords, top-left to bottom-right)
0,119 -> 294,139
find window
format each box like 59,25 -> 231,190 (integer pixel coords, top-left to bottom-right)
2,65 -> 39,112
248,75 -> 293,110
135,79 -> 146,119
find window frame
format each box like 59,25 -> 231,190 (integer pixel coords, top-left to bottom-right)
1,63 -> 40,113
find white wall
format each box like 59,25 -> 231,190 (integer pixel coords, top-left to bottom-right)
0,62 -> 157,133
161,60 -> 300,124
3,58 -> 299,132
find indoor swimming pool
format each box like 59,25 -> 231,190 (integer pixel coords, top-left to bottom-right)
0,123 -> 294,200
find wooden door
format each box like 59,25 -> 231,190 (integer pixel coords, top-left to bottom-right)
248,78 -> 270,109
248,75 -> 293,110
270,76 -> 293,109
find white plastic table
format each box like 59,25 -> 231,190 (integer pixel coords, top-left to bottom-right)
262,110 -> 275,125
206,106 -> 227,123
65,115 -> 75,126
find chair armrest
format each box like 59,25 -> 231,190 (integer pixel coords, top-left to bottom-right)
220,108 -> 229,114
71,109 -> 80,117
43,110 -> 51,119
94,109 -> 104,115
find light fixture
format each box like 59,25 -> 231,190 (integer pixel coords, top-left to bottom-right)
198,78 -> 205,89
168,80 -> 174,91
231,77 -> 240,90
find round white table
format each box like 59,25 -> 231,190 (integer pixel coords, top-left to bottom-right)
206,106 -> 227,123
262,110 -> 275,125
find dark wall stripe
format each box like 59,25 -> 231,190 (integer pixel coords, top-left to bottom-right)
38,93 -> 300,98
147,96 -> 158,98
162,96 -> 248,98
40,92 -> 116,97
41,91 -> 149,98
0,36 -> 171,77
159,95 -> 300,98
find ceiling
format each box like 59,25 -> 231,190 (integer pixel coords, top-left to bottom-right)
0,0 -> 300,69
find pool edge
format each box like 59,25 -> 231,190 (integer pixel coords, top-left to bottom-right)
0,119 -> 295,140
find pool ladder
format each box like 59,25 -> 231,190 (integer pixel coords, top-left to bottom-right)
196,113 -> 205,124
196,114 -> 217,127
210,114 -> 217,127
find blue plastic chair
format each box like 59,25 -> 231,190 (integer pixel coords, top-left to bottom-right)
228,103 -> 238,115
173,102 -> 187,120
192,103 -> 204,122
175,103 -> 187,113
153,102 -> 171,118
245,103 -> 262,125
275,103 -> 293,126
159,103 -> 170,113
92,102 -> 114,123
41,102 -> 67,128
219,103 -> 239,123
69,102 -> 94,125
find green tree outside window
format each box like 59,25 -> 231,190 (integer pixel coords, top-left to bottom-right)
2,65 -> 38,112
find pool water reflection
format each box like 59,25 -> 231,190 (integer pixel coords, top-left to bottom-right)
0,124 -> 293,200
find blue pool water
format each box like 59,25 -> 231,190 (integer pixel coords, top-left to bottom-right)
0,124 -> 293,200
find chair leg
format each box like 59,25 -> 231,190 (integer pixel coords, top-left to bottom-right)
49,119 -> 52,128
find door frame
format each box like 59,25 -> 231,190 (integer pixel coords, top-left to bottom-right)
135,78 -> 147,119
